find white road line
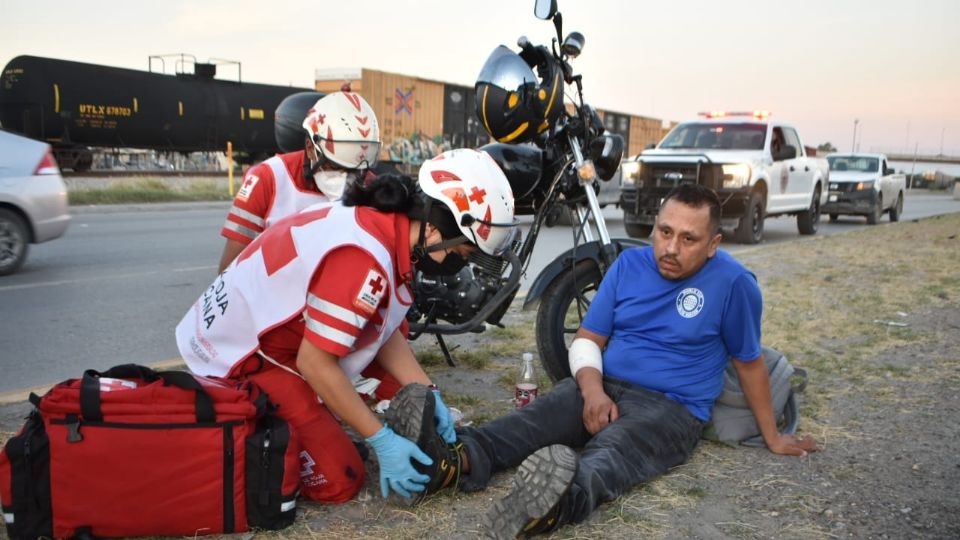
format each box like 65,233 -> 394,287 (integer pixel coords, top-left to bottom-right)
173,265 -> 218,273
0,266 -> 217,292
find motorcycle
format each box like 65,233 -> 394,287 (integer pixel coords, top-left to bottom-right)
406,0 -> 648,381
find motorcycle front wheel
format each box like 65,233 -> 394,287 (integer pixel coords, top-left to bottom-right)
535,259 -> 603,382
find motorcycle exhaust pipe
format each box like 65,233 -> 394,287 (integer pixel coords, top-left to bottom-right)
408,249 -> 522,335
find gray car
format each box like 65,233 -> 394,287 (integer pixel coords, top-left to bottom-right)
0,129 -> 71,275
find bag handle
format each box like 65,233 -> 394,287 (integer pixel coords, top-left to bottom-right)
80,364 -> 216,423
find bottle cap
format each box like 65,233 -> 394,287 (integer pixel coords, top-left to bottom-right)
522,352 -> 534,362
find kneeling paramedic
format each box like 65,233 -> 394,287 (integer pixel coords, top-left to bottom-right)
175,149 -> 519,503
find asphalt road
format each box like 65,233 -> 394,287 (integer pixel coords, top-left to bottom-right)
2,190 -> 958,394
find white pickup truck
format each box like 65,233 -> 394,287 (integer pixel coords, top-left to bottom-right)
619,113 -> 829,244
823,153 -> 906,224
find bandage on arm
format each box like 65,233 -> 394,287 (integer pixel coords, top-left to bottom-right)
568,337 -> 603,377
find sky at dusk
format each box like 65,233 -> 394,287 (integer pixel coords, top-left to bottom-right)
3,0 -> 958,155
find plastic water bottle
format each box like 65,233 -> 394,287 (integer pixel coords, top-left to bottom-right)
515,352 -> 539,408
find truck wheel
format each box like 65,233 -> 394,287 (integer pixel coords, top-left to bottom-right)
625,222 -> 653,238
0,208 -> 30,276
829,213 -> 838,222
734,191 -> 764,244
866,194 -> 882,225
889,193 -> 903,222
797,187 -> 821,235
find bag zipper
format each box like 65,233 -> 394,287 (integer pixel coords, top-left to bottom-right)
259,427 -> 272,507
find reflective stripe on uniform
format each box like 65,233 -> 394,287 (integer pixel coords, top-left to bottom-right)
280,499 -> 296,512
229,206 -> 266,227
223,220 -> 260,240
3,512 -> 13,524
307,294 -> 365,330
304,313 -> 356,348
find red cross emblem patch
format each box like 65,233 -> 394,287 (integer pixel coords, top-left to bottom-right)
354,269 -> 387,314
237,174 -> 260,202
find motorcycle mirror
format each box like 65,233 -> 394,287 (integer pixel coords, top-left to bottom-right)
561,31 -> 585,57
553,12 -> 564,46
534,0 -> 557,19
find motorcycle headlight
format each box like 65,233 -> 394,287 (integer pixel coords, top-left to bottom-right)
722,163 -> 751,189
855,181 -> 875,191
620,161 -> 642,187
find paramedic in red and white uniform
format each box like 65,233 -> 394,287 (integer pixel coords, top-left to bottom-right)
218,91 -> 380,273
217,91 -> 401,400
176,149 -> 519,504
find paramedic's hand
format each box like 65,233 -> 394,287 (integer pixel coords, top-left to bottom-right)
366,426 -> 433,498
766,432 -> 821,457
431,388 -> 457,444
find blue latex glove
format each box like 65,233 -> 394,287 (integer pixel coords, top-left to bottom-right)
365,425 -> 433,499
432,388 -> 457,444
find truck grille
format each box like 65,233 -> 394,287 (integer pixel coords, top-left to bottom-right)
629,162 -> 726,219
829,182 -> 859,193
643,163 -> 724,191
647,164 -> 700,188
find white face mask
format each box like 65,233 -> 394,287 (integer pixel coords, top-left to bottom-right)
313,170 -> 350,199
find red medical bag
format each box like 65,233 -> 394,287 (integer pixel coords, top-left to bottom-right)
0,364 -> 300,538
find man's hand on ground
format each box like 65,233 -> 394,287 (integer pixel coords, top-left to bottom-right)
581,387 -> 619,435
766,432 -> 821,457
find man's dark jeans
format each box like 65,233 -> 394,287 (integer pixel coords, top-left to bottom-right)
457,377 -> 704,523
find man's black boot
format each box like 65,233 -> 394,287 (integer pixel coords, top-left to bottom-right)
385,383 -> 463,502
483,444 -> 577,539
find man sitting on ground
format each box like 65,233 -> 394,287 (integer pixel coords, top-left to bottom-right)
387,183 -> 820,538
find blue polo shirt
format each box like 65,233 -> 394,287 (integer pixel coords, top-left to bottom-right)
581,246 -> 762,421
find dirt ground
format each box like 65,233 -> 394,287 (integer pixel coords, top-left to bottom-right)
2,214 -> 958,539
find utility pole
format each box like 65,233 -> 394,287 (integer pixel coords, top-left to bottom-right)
851,118 -> 859,152
910,142 -> 918,189
905,121 -> 910,153
940,127 -> 946,156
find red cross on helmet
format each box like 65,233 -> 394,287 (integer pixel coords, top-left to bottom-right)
418,148 -> 519,256
301,92 -> 381,169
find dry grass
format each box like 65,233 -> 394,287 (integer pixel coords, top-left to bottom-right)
68,179 -> 231,205
745,216 -> 959,429
753,216 -> 959,364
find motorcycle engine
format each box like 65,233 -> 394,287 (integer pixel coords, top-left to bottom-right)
407,250 -> 513,328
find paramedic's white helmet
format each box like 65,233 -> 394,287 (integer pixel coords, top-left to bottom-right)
301,92 -> 380,169
417,148 -> 519,256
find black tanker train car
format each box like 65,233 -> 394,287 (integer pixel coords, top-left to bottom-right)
0,55 -> 313,170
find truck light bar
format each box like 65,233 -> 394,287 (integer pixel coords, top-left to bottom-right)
698,110 -> 772,119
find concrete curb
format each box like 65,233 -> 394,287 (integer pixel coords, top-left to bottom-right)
0,358 -> 187,406
69,201 -> 231,214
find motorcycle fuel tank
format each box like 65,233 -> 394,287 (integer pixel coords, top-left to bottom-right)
480,142 -> 543,212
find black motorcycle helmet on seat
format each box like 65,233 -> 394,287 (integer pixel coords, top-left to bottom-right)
475,45 -> 563,144
274,91 -> 326,153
